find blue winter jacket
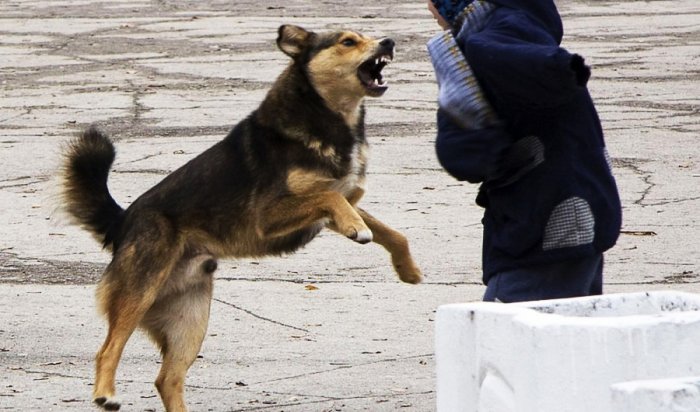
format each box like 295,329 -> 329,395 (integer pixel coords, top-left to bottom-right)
432,0 -> 622,283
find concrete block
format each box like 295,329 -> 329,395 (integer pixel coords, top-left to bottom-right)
435,291 -> 700,412
611,377 -> 700,412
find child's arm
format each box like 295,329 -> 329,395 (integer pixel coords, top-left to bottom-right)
434,109 -> 512,184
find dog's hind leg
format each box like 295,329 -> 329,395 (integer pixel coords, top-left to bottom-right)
355,208 -> 423,284
141,255 -> 216,412
93,219 -> 184,411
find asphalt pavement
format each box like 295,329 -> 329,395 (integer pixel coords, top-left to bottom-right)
1,0 -> 698,410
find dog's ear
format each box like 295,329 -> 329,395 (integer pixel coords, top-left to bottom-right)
277,25 -> 313,58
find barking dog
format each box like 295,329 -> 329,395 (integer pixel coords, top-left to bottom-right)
62,25 -> 422,411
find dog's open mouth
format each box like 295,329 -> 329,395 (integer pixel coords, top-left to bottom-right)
357,52 -> 392,96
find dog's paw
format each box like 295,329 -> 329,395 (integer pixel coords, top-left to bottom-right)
95,396 -> 121,411
353,228 -> 373,244
393,258 -> 423,284
343,225 -> 372,244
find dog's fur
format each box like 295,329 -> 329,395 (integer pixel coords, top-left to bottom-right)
61,25 -> 421,411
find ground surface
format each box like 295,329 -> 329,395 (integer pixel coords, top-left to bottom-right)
0,0 -> 698,410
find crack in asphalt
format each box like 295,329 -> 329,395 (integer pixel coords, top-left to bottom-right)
613,158 -> 655,206
249,353 -> 432,386
213,297 -> 310,333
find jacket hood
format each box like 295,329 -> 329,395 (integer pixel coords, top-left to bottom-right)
489,0 -> 563,43
432,0 -> 563,43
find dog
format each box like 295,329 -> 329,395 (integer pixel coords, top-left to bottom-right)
61,24 -> 422,411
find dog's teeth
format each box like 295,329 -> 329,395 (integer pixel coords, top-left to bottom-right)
375,58 -> 379,65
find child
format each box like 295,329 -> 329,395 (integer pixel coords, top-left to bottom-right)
426,0 -> 622,302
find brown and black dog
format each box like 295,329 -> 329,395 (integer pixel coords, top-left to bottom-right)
62,25 -> 422,411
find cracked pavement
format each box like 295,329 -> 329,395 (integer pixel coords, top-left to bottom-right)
1,0 -> 699,410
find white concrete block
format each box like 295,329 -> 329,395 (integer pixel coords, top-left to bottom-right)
611,377 -> 700,412
435,291 -> 700,412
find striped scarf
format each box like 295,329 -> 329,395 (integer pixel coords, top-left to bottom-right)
427,0 -> 498,130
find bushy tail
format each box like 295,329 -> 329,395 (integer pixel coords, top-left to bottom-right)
62,126 -> 124,249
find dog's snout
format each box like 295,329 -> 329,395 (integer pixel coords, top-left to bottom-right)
379,38 -> 395,50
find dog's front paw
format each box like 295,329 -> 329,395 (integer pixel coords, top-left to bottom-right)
353,227 -> 373,244
344,225 -> 372,244
393,257 -> 423,284
95,396 -> 121,411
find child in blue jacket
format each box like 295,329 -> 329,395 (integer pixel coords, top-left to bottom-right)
426,0 -> 622,302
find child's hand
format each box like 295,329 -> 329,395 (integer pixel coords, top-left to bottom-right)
570,54 -> 591,86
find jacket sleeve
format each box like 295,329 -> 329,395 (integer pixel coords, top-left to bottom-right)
464,14 -> 591,112
434,109 -> 512,184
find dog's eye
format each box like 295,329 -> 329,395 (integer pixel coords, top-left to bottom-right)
341,38 -> 357,47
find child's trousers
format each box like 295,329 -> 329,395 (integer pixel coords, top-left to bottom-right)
483,254 -> 603,303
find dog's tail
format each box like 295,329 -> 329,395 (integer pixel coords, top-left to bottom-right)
62,126 -> 124,250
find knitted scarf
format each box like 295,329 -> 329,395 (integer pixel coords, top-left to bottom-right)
427,0 -> 498,130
